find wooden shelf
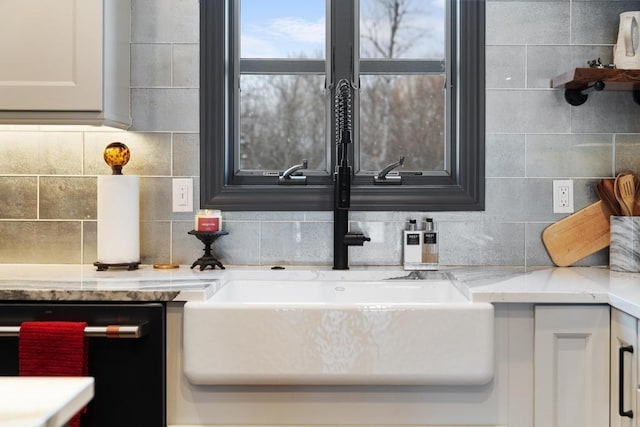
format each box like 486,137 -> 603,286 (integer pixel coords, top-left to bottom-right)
551,68 -> 640,105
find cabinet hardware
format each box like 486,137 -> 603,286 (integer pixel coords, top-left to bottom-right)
619,345 -> 634,418
0,323 -> 148,339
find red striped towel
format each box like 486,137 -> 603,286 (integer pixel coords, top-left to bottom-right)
19,321 -> 89,427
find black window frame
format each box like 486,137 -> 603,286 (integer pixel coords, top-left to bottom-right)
200,0 -> 485,211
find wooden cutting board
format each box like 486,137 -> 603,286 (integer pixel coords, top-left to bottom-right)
542,200 -> 614,267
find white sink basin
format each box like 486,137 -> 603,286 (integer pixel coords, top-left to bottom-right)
183,276 -> 494,386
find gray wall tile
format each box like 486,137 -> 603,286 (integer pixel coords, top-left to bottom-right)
486,134 -> 525,177
259,221 -> 332,265
486,1 -> 570,45
349,221 -> 403,266
0,132 -> 83,175
39,177 -> 97,220
526,134 -> 613,177
173,44 -> 199,87
486,90 -> 571,133
131,44 -> 173,88
0,221 -> 81,263
141,221 -> 171,264
173,133 -> 199,176
140,178 -> 172,221
0,177 -> 37,219
131,89 -> 199,132
440,221 -> 526,266
615,134 -> 640,175
82,221 -> 97,265
209,221 -> 261,266
571,92 -> 640,133
486,46 -> 525,89
171,221 -> 203,266
131,0 -> 199,43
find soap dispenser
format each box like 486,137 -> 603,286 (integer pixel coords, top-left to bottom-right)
403,219 -> 422,270
421,218 -> 439,270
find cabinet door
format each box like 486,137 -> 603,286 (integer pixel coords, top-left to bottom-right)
534,305 -> 610,427
0,0 -> 102,111
611,308 -> 637,427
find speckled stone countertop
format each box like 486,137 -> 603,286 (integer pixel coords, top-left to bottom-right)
0,264 -> 223,302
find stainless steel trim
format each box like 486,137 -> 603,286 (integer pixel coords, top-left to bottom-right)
0,323 -> 149,339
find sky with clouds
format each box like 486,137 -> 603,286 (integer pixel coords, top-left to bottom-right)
240,0 -> 445,59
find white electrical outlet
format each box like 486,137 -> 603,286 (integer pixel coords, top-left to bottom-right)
553,180 -> 574,214
172,178 -> 193,212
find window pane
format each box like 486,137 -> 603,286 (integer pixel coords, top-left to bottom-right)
239,75 -> 326,171
359,74 -> 445,172
240,0 -> 326,59
359,0 -> 445,60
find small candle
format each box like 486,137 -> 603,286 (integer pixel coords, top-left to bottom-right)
195,209 -> 222,232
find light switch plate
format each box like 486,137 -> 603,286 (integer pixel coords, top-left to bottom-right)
172,178 -> 193,212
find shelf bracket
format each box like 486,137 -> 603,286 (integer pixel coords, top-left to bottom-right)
564,80 -> 605,106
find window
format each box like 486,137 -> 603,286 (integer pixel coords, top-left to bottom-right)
200,0 -> 484,211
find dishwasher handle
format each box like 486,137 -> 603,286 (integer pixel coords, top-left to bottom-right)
0,322 -> 149,339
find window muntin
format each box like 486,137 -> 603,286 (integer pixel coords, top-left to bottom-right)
200,0 -> 485,211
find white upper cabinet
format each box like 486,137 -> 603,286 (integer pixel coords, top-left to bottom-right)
0,0 -> 131,128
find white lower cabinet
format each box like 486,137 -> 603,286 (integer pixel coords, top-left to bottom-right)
611,308 -> 638,427
534,305 -> 610,427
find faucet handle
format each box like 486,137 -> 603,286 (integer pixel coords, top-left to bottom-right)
374,156 -> 405,185
344,232 -> 371,246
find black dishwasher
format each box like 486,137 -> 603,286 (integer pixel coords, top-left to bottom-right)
0,302 -> 166,427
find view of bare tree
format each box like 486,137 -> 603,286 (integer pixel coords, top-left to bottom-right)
239,0 -> 445,174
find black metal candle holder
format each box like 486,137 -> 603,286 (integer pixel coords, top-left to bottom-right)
188,230 -> 228,270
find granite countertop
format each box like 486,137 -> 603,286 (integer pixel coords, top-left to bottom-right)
0,264 -> 224,302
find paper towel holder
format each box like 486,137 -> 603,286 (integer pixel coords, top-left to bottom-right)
103,141 -> 131,175
94,261 -> 141,271
95,142 -> 141,271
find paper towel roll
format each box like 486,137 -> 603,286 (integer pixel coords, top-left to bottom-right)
97,175 -> 140,264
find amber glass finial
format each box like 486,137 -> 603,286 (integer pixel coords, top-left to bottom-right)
103,142 -> 130,175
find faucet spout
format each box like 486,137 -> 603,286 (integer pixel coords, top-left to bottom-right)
333,79 -> 369,269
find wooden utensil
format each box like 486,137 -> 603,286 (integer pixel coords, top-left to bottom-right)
634,178 -> 640,217
542,200 -> 615,266
596,179 -> 622,216
616,173 -> 636,215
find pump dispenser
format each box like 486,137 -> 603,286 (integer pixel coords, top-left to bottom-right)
422,218 -> 439,269
403,219 -> 422,269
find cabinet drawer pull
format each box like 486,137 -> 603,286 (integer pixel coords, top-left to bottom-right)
619,345 -> 634,418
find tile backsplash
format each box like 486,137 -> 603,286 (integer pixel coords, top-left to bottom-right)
1,0 -> 639,267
